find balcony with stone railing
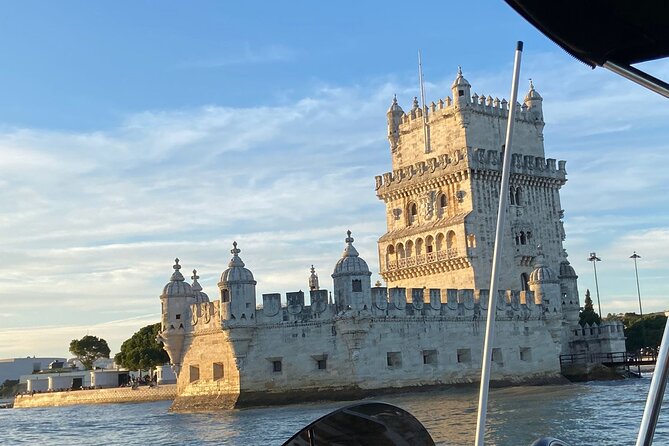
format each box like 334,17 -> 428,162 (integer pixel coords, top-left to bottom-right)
385,248 -> 459,271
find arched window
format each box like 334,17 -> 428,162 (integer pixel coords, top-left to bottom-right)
397,243 -> 405,259
386,245 -> 396,266
520,232 -> 527,245
435,233 -> 445,251
515,187 -> 522,206
467,233 -> 476,248
406,240 -> 414,257
446,231 -> 456,252
425,235 -> 434,253
521,273 -> 530,291
438,194 -> 447,217
509,187 -> 516,205
408,203 -> 418,225
415,238 -> 424,255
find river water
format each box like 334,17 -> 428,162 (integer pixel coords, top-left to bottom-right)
1,377 -> 668,445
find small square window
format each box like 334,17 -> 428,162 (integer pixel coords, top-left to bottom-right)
520,347 -> 532,361
176,314 -> 181,320
272,360 -> 282,373
492,348 -> 503,365
387,352 -> 402,368
457,349 -> 471,364
213,363 -> 224,380
352,279 -> 362,292
423,349 -> 437,365
189,365 -> 200,383
317,359 -> 327,370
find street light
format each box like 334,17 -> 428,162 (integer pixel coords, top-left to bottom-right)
630,251 -> 646,353
588,252 -> 602,317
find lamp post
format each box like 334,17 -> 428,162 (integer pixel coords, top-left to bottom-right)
631,251 -> 646,354
588,252 -> 602,317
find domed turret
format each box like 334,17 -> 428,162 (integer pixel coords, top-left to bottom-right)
523,79 -> 543,121
162,258 -> 193,298
158,258 -> 194,376
558,251 -> 580,324
191,269 -> 210,303
387,95 -> 404,152
451,66 -> 471,107
220,242 -> 255,283
528,247 -> 561,314
332,231 -> 372,312
218,242 -> 257,325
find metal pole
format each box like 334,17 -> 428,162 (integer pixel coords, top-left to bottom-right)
631,252 -> 646,354
588,252 -> 602,317
636,316 -> 669,446
418,50 -> 431,153
475,40 -> 523,446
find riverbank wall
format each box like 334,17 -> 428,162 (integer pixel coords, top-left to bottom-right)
13,384 -> 176,409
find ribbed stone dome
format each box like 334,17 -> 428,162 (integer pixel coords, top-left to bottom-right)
190,269 -> 210,303
332,231 -> 371,278
524,79 -> 543,101
387,95 -> 404,114
220,242 -> 256,284
529,249 -> 557,283
559,260 -> 577,278
162,258 -> 194,297
451,66 -> 471,88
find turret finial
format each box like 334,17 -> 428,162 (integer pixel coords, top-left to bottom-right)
529,78 -> 534,90
457,66 -> 463,76
173,258 -> 181,271
346,230 -> 354,244
231,241 -> 241,256
191,269 -> 199,281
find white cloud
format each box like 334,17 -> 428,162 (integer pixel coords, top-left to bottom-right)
2,56 -> 669,357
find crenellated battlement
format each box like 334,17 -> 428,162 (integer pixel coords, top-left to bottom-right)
375,147 -> 565,192
396,92 -> 542,129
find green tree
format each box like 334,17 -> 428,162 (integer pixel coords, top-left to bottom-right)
623,313 -> 667,353
0,379 -> 19,398
69,335 -> 111,370
114,323 -> 169,371
579,289 -> 601,326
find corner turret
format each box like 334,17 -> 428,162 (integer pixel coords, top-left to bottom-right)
218,242 -> 257,326
191,269 -> 210,304
158,258 -> 194,376
528,247 -> 561,314
451,67 -> 471,108
332,230 -> 372,312
524,79 -> 543,122
387,95 -> 404,152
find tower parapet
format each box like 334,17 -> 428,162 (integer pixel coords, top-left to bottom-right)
218,242 -> 257,326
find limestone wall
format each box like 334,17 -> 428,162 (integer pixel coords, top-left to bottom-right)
13,384 -> 176,409
172,312 -> 562,410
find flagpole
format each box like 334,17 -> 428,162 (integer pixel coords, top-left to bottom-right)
474,41 -> 523,446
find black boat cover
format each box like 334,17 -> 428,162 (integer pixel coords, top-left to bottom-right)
504,0 -> 669,67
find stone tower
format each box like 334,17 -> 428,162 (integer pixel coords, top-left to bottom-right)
157,258 -> 194,375
331,231 -> 372,312
375,69 -> 573,302
218,242 -> 257,326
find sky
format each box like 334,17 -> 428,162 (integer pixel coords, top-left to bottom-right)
1,1 -> 668,359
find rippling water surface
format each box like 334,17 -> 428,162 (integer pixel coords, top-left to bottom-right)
1,377 -> 668,445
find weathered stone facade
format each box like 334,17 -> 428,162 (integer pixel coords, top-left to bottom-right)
158,69 -> 625,412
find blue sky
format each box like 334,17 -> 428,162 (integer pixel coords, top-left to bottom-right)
1,1 -> 668,358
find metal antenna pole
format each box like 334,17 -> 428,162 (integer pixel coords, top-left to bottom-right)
631,252 -> 647,353
418,50 -> 431,153
475,41 -> 523,446
588,252 -> 602,317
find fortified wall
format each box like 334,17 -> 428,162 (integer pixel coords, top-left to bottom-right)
157,69 -> 626,411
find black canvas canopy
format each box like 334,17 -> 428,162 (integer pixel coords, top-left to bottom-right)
505,0 -> 669,97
